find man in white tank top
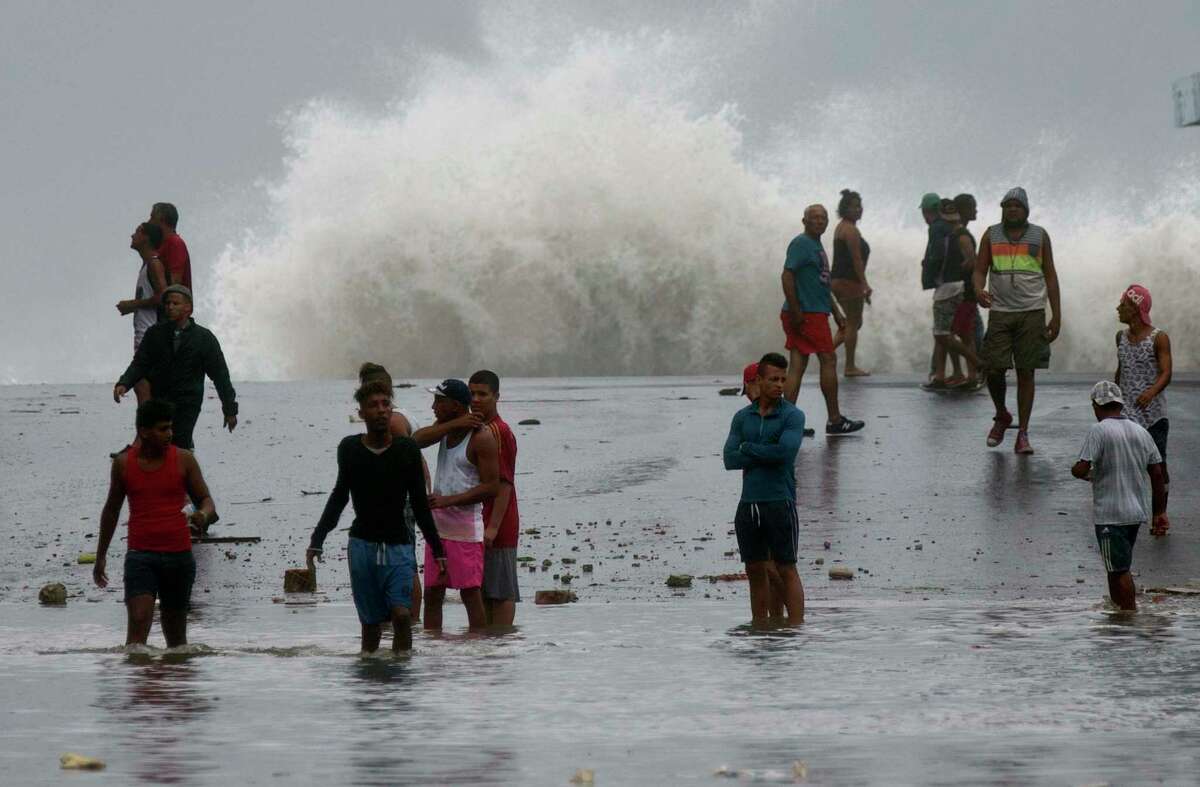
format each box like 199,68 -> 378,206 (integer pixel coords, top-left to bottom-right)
115,223 -> 167,404
412,379 -> 501,630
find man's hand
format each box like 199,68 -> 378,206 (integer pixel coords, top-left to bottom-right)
1136,390 -> 1155,409
427,494 -> 451,509
93,555 -> 108,588
436,557 -> 448,580
187,510 -> 209,538
449,412 -> 483,431
305,548 -> 323,569
977,290 -> 993,309
224,414 -> 238,432
113,384 -> 128,403
1045,316 -> 1061,343
116,300 -> 136,316
1151,513 -> 1170,537
484,527 -> 499,548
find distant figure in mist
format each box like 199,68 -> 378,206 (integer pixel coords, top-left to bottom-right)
114,286 -> 238,451
1113,285 -> 1173,533
149,202 -> 192,295
926,199 -> 980,388
919,192 -> 966,387
358,362 -> 430,619
723,353 -> 806,624
830,189 -> 872,377
115,222 -> 167,404
307,379 -> 445,653
780,203 -> 864,435
412,380 -> 500,631
973,187 -> 1062,454
93,399 -> 217,647
1071,381 -> 1167,611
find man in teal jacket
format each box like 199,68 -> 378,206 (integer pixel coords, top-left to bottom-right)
723,352 -> 806,624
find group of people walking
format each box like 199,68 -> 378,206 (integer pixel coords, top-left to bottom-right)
726,186 -> 1175,622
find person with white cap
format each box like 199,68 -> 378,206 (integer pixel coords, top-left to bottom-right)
1071,381 -> 1168,611
1114,284 -> 1173,533
973,187 -> 1062,454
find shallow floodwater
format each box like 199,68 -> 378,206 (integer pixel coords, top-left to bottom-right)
2,376 -> 1198,784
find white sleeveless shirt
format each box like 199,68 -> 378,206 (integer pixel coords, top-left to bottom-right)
133,261 -> 158,342
432,432 -> 483,542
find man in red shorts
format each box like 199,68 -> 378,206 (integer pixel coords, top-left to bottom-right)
781,204 -> 865,435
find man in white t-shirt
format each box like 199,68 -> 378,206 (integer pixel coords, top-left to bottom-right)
1071,381 -> 1168,611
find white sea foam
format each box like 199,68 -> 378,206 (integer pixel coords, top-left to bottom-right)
212,20 -> 1200,379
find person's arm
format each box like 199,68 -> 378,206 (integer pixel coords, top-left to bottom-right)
739,410 -> 805,464
1149,462 -> 1168,534
957,233 -> 977,285
202,332 -> 239,431
723,412 -> 752,470
1136,332 -> 1172,408
484,484 -> 512,547
115,326 -> 157,400
782,269 -> 804,323
307,444 -> 351,558
411,413 -> 481,448
1042,232 -> 1061,342
1114,332 -> 1122,384
1073,427 -> 1099,480
181,451 -> 217,532
973,234 -> 992,308
1070,459 -> 1092,480
429,429 -> 500,508
117,258 -> 168,314
93,457 -> 127,588
405,444 -> 445,561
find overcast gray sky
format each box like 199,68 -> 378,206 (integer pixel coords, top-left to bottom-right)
2,1 -> 1197,381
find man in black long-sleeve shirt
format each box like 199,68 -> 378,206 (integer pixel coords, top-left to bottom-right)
306,379 -> 446,653
114,286 -> 238,450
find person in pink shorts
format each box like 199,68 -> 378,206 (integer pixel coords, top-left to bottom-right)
413,379 -> 500,630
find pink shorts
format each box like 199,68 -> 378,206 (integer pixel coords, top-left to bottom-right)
424,540 -> 484,590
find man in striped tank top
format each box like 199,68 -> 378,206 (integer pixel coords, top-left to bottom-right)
1115,285 -> 1173,534
93,399 -> 217,647
973,187 -> 1062,454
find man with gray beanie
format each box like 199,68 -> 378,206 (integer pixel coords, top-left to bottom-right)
973,187 -> 1062,454
114,285 -> 238,451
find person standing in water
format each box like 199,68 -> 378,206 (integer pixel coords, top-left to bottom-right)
467,370 -> 522,625
306,379 -> 445,654
1114,285 -> 1173,534
974,187 -> 1062,454
780,204 -> 864,435
1071,382 -> 1167,611
115,222 -> 167,404
830,189 -> 872,377
724,353 -> 806,624
412,379 -> 500,631
93,399 -> 217,647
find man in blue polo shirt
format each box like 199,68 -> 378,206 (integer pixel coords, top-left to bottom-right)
723,352 -> 807,624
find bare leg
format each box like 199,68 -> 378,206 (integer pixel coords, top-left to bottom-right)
841,298 -> 869,375
817,351 -> 841,423
931,336 -> 949,381
1015,369 -> 1035,432
1108,571 -> 1137,611
423,585 -> 445,631
488,599 -> 516,626
784,349 -> 810,404
409,575 -> 422,622
390,607 -> 412,652
160,608 -> 188,648
949,348 -> 963,379
460,587 -> 487,630
775,562 -> 805,624
126,595 -> 155,645
745,561 -> 771,623
766,562 -> 785,618
361,622 -> 383,653
986,370 -> 1008,416
946,333 -> 979,378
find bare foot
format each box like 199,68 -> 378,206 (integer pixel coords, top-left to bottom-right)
844,367 -> 871,377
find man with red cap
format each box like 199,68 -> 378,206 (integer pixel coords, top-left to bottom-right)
1114,284 -> 1173,534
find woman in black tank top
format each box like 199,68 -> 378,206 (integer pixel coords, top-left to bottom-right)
830,189 -> 872,376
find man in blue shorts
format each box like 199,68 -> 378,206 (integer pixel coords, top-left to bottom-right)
723,352 -> 807,624
1071,381 -> 1167,611
306,378 -> 446,653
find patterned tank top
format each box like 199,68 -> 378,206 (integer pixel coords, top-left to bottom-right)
1117,329 -> 1166,428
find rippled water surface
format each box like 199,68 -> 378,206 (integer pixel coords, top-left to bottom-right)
2,377 -> 1198,784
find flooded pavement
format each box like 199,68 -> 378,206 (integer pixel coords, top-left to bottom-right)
2,375 -> 1198,784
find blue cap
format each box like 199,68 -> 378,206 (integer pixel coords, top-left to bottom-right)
427,379 -> 471,407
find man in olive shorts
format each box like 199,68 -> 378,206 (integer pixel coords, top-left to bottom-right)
973,187 -> 1062,454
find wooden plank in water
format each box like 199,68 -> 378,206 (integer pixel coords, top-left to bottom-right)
193,536 -> 262,544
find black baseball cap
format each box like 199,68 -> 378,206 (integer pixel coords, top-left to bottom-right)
427,379 -> 471,407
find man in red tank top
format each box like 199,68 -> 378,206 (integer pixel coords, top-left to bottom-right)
93,399 -> 217,647
469,370 -> 522,625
